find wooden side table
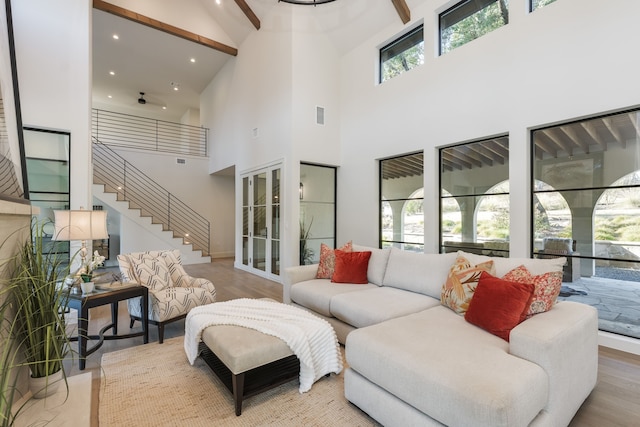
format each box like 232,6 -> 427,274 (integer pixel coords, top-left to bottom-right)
67,284 -> 149,370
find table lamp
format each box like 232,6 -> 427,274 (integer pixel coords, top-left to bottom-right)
52,207 -> 108,266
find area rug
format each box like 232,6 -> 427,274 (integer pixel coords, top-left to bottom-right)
99,336 -> 378,426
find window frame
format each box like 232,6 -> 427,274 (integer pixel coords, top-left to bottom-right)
379,24 -> 424,84
439,0 -> 509,56
379,152 -> 425,251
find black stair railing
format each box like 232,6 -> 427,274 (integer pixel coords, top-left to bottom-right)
92,109 -> 208,157
92,138 -> 210,256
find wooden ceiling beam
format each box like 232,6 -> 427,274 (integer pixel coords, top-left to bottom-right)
627,113 -> 640,138
449,147 -> 482,168
442,151 -> 472,170
559,125 -> 590,153
234,0 -> 261,30
93,0 -> 238,56
390,0 -> 411,24
603,117 -> 626,148
533,134 -> 558,158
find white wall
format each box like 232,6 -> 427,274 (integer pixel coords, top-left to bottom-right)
111,147 -> 235,258
338,0 -> 640,256
13,0 -> 92,212
201,5 -> 344,268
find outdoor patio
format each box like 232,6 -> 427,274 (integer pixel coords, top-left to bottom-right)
558,268 -> 640,340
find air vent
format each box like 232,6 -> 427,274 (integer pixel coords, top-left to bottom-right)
316,106 -> 325,125
176,158 -> 186,165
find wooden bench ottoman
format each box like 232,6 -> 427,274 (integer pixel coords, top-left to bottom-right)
199,323 -> 300,416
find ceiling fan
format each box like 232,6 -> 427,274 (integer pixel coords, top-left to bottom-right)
137,92 -> 166,109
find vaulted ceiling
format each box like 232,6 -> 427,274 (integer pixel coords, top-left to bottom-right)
92,0 -> 419,121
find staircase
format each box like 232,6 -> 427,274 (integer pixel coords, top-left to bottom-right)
92,139 -> 211,264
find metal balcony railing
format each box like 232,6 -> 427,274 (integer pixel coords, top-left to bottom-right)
92,109 -> 208,157
92,138 -> 210,256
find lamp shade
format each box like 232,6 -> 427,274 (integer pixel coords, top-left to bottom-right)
52,210 -> 108,241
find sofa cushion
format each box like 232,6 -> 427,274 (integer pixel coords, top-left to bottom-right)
346,306 -> 548,427
316,241 -> 353,279
289,279 -> 377,317
464,271 -> 535,341
382,248 -> 457,298
441,254 -> 495,314
332,250 -> 372,284
458,250 -> 566,277
352,244 -> 390,286
330,287 -> 440,328
502,264 -> 563,317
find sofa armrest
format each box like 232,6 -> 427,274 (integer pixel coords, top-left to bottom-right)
282,264 -> 319,303
510,301 -> 598,426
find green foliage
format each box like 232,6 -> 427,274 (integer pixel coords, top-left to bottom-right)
532,0 -> 557,11
405,200 -> 423,216
381,43 -> 424,82
441,0 -> 509,54
299,218 -> 314,265
1,219 -> 72,426
12,220 -> 71,379
596,216 -> 640,242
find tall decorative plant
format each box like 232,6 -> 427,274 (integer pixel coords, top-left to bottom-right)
299,217 -> 314,265
0,219 -> 72,423
12,220 -> 71,380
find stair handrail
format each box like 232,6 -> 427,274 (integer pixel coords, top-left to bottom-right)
92,109 -> 208,157
92,137 -> 210,256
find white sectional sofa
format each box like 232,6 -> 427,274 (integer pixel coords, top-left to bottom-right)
283,245 -> 598,427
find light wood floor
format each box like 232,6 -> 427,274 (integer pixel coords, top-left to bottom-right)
65,258 -> 640,426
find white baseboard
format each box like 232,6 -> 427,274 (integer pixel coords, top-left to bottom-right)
598,331 -> 640,356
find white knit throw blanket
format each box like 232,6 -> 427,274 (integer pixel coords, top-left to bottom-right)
184,298 -> 343,393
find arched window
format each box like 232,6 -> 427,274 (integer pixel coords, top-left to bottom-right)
440,135 -> 509,255
380,152 -> 424,252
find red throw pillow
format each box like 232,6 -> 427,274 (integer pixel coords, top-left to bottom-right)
464,271 -> 535,341
316,241 -> 353,279
331,250 -> 372,284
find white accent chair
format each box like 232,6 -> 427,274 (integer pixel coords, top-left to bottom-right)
117,249 -> 216,343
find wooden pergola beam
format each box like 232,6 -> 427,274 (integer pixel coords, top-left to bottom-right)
234,0 -> 261,30
390,0 -> 411,24
93,0 -> 238,56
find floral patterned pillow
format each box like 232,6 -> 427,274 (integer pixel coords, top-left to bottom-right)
316,241 -> 353,279
441,254 -> 495,314
502,265 -> 563,317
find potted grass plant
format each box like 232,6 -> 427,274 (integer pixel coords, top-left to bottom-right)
10,219 -> 72,399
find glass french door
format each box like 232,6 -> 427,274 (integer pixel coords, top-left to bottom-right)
241,165 -> 281,278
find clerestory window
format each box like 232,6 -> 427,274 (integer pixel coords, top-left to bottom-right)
440,0 -> 509,55
530,0 -> 557,12
379,25 -> 424,83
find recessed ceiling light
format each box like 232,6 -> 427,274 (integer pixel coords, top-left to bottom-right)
109,71 -> 115,76
162,106 -> 167,110
108,95 -> 112,99
190,58 -> 196,63
112,34 -> 119,40
215,0 -> 221,5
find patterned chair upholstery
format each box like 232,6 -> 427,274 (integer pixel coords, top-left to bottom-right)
117,249 -> 216,343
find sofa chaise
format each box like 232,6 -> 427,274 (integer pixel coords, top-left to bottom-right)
283,244 -> 598,427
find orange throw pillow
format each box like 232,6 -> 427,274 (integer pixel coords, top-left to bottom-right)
441,254 -> 495,314
316,241 -> 353,279
331,250 -> 372,284
464,271 -> 535,341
